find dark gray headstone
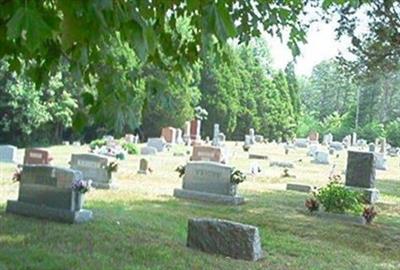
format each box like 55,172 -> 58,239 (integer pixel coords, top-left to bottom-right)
187,218 -> 264,261
6,165 -> 92,223
345,151 -> 375,188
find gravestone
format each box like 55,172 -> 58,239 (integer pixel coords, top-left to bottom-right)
62,141 -> 70,145
307,144 -> 319,157
322,133 -> 333,146
352,132 -> 357,146
147,137 -> 166,152
342,135 -> 351,148
72,141 -> 81,146
190,119 -> 202,142
374,153 -> 387,170
218,133 -> 226,146
137,158 -> 149,174
161,127 -> 176,144
125,134 -> 135,143
286,183 -> 316,193
249,154 -> 268,160
211,123 -> 220,146
183,121 -> 192,146
308,131 -> 319,143
141,146 -> 157,155
379,138 -> 386,154
0,145 -> 18,163
176,128 -> 184,144
173,161 -> 244,205
255,135 -> 264,143
70,153 -> 115,189
329,141 -> 344,151
368,143 -> 376,152
294,138 -> 308,148
23,148 -> 53,165
313,151 -> 330,164
270,161 -> 294,168
191,146 -> 224,163
6,165 -> 92,223
249,128 -> 255,144
345,151 -> 379,203
187,218 -> 263,261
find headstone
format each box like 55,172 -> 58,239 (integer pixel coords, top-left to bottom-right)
374,153 -> 387,170
244,135 -> 252,146
6,165 -> 92,223
249,128 -> 255,144
342,135 -> 351,148
62,141 -> 70,146
0,145 -> 18,163
190,119 -> 202,142
307,144 -> 319,157
368,143 -> 376,152
125,134 -> 135,143
161,127 -> 176,144
176,128 -> 184,144
218,133 -> 226,146
70,153 -> 115,189
140,146 -> 157,155
249,154 -> 268,160
286,183 -> 316,193
23,148 -> 53,165
294,138 -> 308,148
308,131 -> 319,142
211,123 -> 220,146
187,218 -> 263,261
345,151 -> 379,203
379,138 -> 386,154
72,141 -> 81,146
329,141 -> 344,151
254,135 -> 264,143
352,132 -> 357,146
313,151 -> 330,164
270,161 -> 294,168
147,137 -> 166,152
173,161 -> 244,205
322,133 -> 333,145
183,121 -> 192,146
191,145 -> 224,163
137,158 -> 149,174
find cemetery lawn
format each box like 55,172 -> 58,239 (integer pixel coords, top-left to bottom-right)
1,143 -> 399,270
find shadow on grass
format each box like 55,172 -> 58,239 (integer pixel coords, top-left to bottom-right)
0,190 -> 399,269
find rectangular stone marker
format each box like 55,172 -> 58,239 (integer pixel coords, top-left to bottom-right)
286,183 -> 316,193
70,153 -> 115,189
345,150 -> 379,203
173,161 -> 244,205
294,138 -> 308,148
161,127 -> 176,144
191,145 -> 223,163
147,137 -> 166,152
187,218 -> 264,261
23,148 -> 53,165
249,154 -> 268,160
6,165 -> 92,223
313,151 -> 330,164
140,146 -> 157,155
0,145 -> 18,163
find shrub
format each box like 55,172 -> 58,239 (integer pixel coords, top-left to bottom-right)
316,180 -> 363,214
89,139 -> 106,150
386,120 -> 400,147
357,121 -> 386,143
122,142 -> 139,155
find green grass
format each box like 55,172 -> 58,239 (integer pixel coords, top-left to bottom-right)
0,143 -> 399,269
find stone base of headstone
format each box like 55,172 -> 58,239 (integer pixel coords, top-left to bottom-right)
187,218 -> 264,261
91,181 -> 117,189
6,200 -> 92,224
347,187 -> 379,204
173,189 -> 244,205
249,154 -> 268,160
315,211 -> 366,225
286,183 -> 316,193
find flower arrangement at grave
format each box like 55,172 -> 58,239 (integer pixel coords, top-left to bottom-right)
72,179 -> 92,194
12,168 -> 22,182
362,206 -> 378,224
89,139 -> 107,150
230,169 -> 246,185
107,161 -> 119,174
175,165 -> 186,178
305,197 -> 319,213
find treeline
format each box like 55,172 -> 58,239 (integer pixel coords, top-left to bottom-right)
297,59 -> 400,146
0,37 -> 301,146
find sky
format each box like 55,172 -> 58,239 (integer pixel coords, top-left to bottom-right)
265,21 -> 353,77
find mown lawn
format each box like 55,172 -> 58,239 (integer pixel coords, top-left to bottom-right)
0,143 -> 399,270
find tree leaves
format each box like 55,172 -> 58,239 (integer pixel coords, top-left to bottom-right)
6,6 -> 52,52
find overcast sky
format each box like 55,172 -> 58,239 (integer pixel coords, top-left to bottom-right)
265,21 -> 354,77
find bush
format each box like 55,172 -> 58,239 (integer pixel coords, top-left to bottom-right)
316,179 -> 363,214
357,121 -> 386,143
122,142 -> 139,155
386,120 -> 400,147
89,139 -> 106,150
